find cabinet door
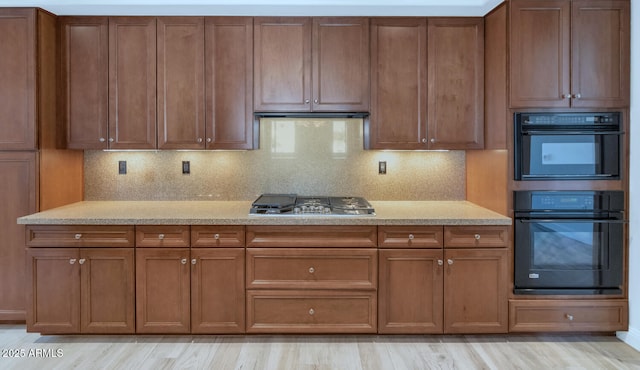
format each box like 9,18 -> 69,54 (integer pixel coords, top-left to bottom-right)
0,153 -> 37,321
108,17 -> 157,149
0,9 -> 36,150
570,0 -> 630,108
136,248 -> 191,333
312,17 -> 369,112
378,249 -> 443,334
205,17 -> 254,149
191,248 -> 245,333
443,248 -> 508,333
254,17 -> 312,111
60,17 -> 109,149
157,17 -> 205,150
427,18 -> 484,150
369,18 -> 428,149
80,248 -> 135,334
509,0 -> 570,108
26,248 -> 80,334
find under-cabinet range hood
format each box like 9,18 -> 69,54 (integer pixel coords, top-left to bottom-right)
255,112 -> 368,119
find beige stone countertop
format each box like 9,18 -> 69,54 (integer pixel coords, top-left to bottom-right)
17,201 -> 511,226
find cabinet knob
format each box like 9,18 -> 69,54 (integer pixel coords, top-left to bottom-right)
572,93 -> 581,99
565,314 -> 574,321
314,99 -> 318,104
214,234 -> 220,240
191,259 -> 197,265
408,234 -> 414,240
99,137 -> 106,142
308,308 -> 315,315
79,258 -> 86,265
207,138 -> 212,143
305,99 -> 310,104
421,138 -> 427,144
181,258 -> 187,265
563,93 -> 571,99
69,259 -> 77,265
474,234 -> 481,240
158,234 -> 165,240
430,138 -> 436,143
75,234 -> 82,240
109,138 -> 114,142
197,138 -> 203,143
447,259 -> 454,265
438,259 -> 443,266
308,267 -> 315,274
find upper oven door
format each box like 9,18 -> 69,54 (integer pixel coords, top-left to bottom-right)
514,113 -> 622,180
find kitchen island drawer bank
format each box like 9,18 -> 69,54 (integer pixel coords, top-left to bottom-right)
18,200 -> 623,334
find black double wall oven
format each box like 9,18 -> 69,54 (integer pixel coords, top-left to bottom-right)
513,112 -> 625,295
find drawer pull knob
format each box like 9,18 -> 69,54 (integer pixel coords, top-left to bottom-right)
309,308 -> 315,315
191,259 -> 197,265
75,234 -> 82,240
158,234 -> 165,240
69,259 -> 77,264
438,259 -> 443,266
79,259 -> 86,265
308,267 -> 315,274
447,259 -> 454,265
408,234 -> 414,240
566,314 -> 574,321
474,234 -> 481,240
181,258 -> 187,265
214,234 -> 220,240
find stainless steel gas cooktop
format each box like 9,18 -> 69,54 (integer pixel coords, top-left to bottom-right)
249,194 -> 375,216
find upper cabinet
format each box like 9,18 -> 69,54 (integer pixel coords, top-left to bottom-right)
368,18 -> 484,150
0,8 -> 44,150
254,17 -> 369,112
62,16 -> 254,150
510,0 -> 630,109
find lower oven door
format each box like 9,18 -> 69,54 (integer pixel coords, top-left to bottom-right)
514,217 -> 624,294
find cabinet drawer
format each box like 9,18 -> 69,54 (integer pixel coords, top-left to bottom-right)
444,226 -> 509,248
136,225 -> 190,248
191,225 -> 245,247
246,290 -> 377,333
246,225 -> 377,248
509,300 -> 628,332
26,225 -> 134,248
378,226 -> 443,248
247,248 -> 377,290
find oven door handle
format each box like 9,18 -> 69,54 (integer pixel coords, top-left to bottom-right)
522,130 -> 624,135
518,219 -> 627,224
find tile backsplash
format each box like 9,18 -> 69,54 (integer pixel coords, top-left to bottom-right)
84,118 -> 465,201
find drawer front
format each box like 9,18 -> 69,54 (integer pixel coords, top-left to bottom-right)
136,226 -> 190,248
378,226 -> 443,248
246,248 -> 377,289
191,225 -> 245,248
246,290 -> 377,333
26,225 -> 134,248
509,300 -> 628,332
444,226 -> 509,248
246,226 -> 377,248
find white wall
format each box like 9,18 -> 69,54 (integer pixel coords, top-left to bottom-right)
617,0 -> 639,350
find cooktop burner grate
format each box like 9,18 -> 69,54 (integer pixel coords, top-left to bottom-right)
249,194 -> 375,216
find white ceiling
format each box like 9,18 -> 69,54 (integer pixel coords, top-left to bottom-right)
0,0 -> 504,16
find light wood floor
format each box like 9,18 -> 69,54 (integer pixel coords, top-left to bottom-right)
1,325 -> 640,369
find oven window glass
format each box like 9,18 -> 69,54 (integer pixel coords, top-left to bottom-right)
528,135 -> 601,176
530,222 -> 605,270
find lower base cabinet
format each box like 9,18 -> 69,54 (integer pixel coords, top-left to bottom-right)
26,248 -> 135,334
509,300 -> 628,332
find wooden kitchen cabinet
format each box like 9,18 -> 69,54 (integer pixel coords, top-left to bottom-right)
509,0 -> 630,108
253,17 -> 369,112
368,18 -> 427,150
427,18 -> 484,149
25,225 -> 136,334
205,17 -> 254,149
157,17 -> 205,150
0,8 -> 40,150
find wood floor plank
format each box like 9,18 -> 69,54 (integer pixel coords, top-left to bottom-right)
1,325 -> 640,369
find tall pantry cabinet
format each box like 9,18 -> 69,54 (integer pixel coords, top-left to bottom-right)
0,8 -> 83,322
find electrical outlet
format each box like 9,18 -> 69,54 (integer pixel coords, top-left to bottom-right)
118,161 -> 127,175
379,161 -> 387,175
182,161 -> 190,174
